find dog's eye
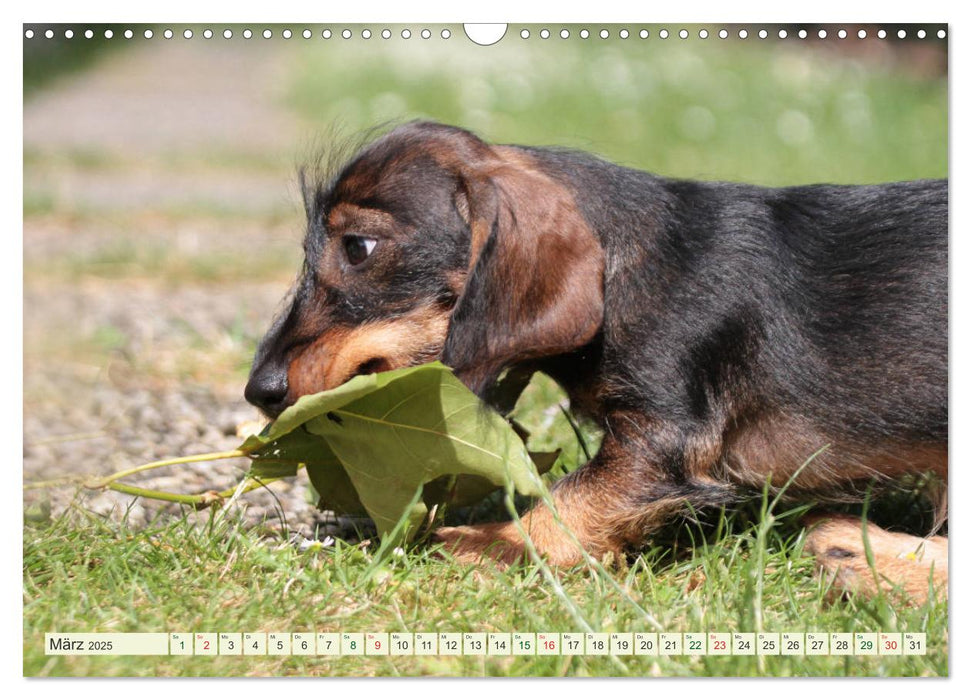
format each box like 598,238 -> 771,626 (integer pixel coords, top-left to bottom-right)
343,235 -> 378,266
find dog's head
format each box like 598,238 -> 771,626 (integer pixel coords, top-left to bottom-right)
245,122 -> 604,417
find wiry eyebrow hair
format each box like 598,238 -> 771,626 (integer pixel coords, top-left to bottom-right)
296,122 -> 399,232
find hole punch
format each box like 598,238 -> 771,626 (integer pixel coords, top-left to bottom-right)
464,24 -> 504,45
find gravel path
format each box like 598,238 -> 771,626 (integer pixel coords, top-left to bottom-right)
23,280 -> 322,534
23,39 -> 329,536
24,41 -> 299,156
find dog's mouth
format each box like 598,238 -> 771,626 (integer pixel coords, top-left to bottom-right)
327,343 -> 443,393
353,357 -> 390,377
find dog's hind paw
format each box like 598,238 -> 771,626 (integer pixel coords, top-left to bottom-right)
803,514 -> 947,605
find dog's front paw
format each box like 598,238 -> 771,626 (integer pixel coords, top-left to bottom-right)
432,514 -> 604,568
432,523 -> 527,567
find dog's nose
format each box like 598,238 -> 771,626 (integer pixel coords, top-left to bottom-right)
244,364 -> 290,417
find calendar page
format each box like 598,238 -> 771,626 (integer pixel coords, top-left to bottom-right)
22,16 -> 948,679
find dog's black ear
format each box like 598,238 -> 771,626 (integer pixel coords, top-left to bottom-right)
442,152 -> 605,394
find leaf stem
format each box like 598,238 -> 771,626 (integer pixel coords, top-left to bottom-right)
85,449 -> 251,488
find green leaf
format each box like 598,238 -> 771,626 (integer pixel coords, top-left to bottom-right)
245,426 -> 365,515
243,362 -> 545,541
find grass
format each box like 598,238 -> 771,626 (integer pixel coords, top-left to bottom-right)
24,26 -> 128,96
23,491 -> 948,677
22,373 -> 949,677
287,31 -> 947,186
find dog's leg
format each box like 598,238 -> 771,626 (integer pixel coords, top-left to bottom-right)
804,514 -> 947,604
434,418 -> 732,567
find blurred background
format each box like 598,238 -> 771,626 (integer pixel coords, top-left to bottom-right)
22,24 -> 948,530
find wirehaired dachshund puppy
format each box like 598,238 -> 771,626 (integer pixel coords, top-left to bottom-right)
246,121 -> 947,602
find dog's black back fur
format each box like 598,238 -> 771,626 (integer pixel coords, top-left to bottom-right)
519,148 -> 946,456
